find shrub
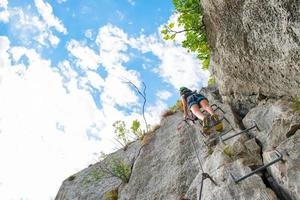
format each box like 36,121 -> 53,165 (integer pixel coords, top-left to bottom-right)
104,188 -> 118,200
83,157 -> 131,186
131,119 -> 144,140
161,109 -> 176,118
113,119 -> 148,149
109,158 -> 131,183
161,100 -> 183,118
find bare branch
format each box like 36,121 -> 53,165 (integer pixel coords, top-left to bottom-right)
122,78 -> 149,133
165,25 -> 203,35
114,138 -> 126,149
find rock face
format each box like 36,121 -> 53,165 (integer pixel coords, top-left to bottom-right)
243,99 -> 300,200
55,142 -> 142,200
55,88 -> 300,200
202,0 -> 300,114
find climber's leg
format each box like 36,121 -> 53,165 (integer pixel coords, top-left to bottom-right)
200,100 -> 223,132
199,99 -> 214,116
190,104 -> 206,121
190,104 -> 211,134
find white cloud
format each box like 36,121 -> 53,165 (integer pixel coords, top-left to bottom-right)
96,24 -> 129,69
0,0 -> 8,8
48,34 -> 60,46
156,90 -> 172,101
95,24 -> 141,108
0,38 -> 151,200
85,29 -> 93,39
34,0 -> 67,34
0,10 -> 9,22
0,39 -> 116,200
79,70 -> 105,90
101,74 -> 139,107
7,7 -> 61,47
128,0 -> 135,6
57,0 -> 67,3
0,0 -> 9,22
146,99 -> 168,125
116,10 -> 125,20
129,29 -> 209,90
0,36 -> 10,67
67,39 -> 101,70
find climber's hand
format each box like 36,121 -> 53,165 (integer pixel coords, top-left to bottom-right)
184,114 -> 188,120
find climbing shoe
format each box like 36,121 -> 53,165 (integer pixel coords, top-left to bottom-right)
211,114 -> 223,132
202,117 -> 211,135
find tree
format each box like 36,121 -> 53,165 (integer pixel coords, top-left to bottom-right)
161,0 -> 210,69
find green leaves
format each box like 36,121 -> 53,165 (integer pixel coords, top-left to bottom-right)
168,22 -> 175,29
113,120 -> 129,147
113,119 -> 145,149
162,0 -> 210,69
110,158 -> 131,183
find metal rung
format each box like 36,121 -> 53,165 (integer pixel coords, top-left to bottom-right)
206,121 -> 257,146
220,121 -> 258,142
211,104 -> 226,114
230,150 -> 283,183
205,128 -> 233,146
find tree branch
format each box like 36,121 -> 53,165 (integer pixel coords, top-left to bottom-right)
123,78 -> 149,133
165,25 -> 203,35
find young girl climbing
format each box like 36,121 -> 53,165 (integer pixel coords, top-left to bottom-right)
179,86 -> 223,134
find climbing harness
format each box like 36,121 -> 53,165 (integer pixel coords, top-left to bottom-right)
180,118 -> 218,200
230,150 -> 283,183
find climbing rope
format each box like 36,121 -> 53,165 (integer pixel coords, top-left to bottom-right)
177,118 -> 217,200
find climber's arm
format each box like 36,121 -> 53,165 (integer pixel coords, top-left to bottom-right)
181,96 -> 188,119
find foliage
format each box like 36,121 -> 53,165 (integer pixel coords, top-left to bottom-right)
161,0 -> 210,69
104,189 -> 118,200
162,100 -> 184,118
109,157 -> 131,183
113,119 -> 146,149
83,157 -> 131,187
207,76 -> 216,86
290,96 -> 300,112
113,120 -> 130,148
161,109 -> 176,118
170,100 -> 183,112
131,119 -> 144,140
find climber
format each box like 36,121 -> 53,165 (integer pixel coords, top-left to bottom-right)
179,86 -> 223,134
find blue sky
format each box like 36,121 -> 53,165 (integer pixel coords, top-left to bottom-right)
0,0 -> 209,199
